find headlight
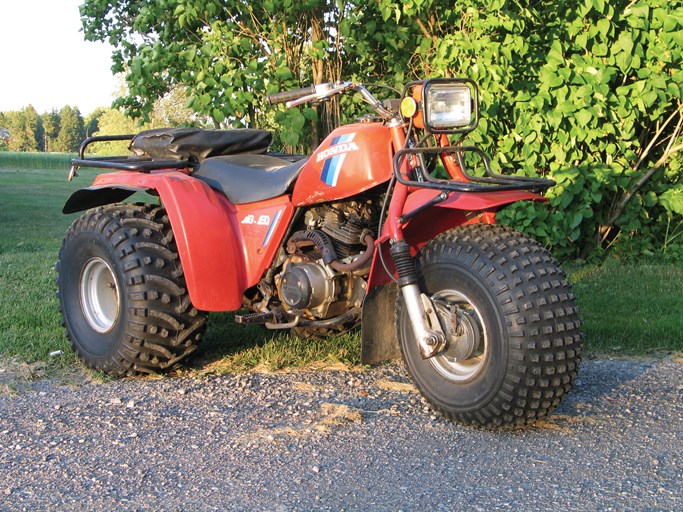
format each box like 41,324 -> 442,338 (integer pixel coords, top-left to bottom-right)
424,83 -> 472,129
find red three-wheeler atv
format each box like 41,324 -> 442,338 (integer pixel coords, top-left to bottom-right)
58,79 -> 582,430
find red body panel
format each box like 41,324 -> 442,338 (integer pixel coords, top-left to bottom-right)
292,122 -> 393,206
402,188 -> 546,251
89,171 -> 247,311
78,128 -> 547,311
234,197 -> 294,288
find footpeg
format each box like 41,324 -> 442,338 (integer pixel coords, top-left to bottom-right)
234,311 -> 275,324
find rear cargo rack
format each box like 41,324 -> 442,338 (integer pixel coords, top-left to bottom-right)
394,145 -> 555,194
70,155 -> 193,172
70,133 -> 306,173
71,135 -> 193,173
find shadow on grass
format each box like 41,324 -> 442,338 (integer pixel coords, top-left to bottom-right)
184,311 -> 363,375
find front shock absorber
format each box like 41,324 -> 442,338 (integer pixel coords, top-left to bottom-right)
390,240 -> 419,287
390,240 -> 445,358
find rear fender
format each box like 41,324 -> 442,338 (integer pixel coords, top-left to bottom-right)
366,188 -> 547,290
63,171 -> 246,311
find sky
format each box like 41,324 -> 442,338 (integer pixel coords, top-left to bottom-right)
0,0 -> 119,115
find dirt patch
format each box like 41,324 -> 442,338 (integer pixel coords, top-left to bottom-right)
534,413 -> 611,434
235,402 -> 364,445
0,358 -> 49,394
0,357 -> 98,394
292,381 -> 320,393
317,402 -> 363,431
376,379 -> 417,393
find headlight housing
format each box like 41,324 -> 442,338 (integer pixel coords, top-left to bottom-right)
422,79 -> 478,134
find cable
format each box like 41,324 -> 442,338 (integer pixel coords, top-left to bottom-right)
377,174 -> 399,285
376,116 -> 415,285
364,82 -> 403,95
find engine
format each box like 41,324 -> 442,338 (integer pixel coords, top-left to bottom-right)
273,199 -> 380,324
279,258 -> 336,313
304,201 -> 379,260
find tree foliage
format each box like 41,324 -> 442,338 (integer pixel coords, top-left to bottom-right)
41,110 -> 60,152
364,0 -> 682,259
80,0 -> 413,150
88,108 -> 142,156
84,107 -> 108,138
79,0 -> 683,260
53,106 -> 85,153
0,106 -> 42,152
0,106 -> 89,154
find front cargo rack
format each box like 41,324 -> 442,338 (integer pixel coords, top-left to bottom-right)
393,145 -> 555,194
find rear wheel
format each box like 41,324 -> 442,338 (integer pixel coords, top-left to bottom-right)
397,225 -> 582,430
57,203 -> 207,376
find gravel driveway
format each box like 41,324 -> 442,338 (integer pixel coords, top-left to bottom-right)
1,357 -> 681,511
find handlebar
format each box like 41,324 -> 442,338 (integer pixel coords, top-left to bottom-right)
265,81 -> 395,119
264,86 -> 317,105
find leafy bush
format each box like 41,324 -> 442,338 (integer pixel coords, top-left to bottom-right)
384,0 -> 683,261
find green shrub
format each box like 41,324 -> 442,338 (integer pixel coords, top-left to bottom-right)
384,0 -> 683,261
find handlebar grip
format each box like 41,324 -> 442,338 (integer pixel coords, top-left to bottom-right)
264,86 -> 317,105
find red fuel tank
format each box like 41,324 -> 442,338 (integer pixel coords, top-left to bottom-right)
291,122 -> 394,206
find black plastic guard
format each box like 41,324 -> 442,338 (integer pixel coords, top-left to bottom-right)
361,283 -> 401,365
62,186 -> 144,214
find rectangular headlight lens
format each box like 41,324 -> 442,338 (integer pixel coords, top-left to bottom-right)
425,83 -> 472,129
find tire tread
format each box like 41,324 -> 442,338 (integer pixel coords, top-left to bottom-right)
57,203 -> 207,376
397,224 -> 582,430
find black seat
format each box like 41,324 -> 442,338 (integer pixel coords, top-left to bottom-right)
129,128 -> 273,160
193,154 -> 308,204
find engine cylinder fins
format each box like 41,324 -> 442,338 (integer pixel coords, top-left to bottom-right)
304,203 -> 380,259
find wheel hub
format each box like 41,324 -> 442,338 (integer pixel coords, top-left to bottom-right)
79,257 -> 120,333
429,290 -> 488,382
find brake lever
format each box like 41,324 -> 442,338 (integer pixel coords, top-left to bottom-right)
285,93 -> 324,108
285,82 -> 355,108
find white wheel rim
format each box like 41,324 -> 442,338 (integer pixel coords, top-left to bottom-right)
429,290 -> 489,383
80,257 -> 120,333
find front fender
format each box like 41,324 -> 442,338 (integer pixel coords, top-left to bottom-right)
401,188 -> 546,248
63,171 -> 246,311
366,188 -> 547,290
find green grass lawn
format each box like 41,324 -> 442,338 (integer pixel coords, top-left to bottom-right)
0,165 -> 681,377
569,260 -> 683,355
0,167 -> 84,371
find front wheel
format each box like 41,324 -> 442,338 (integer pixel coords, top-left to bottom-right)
397,225 -> 582,430
57,203 -> 207,376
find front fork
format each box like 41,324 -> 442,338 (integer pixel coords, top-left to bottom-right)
390,240 -> 446,358
385,119 -> 447,359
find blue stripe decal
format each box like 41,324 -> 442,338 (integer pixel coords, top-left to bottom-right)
331,133 -> 355,145
262,209 -> 283,247
330,155 -> 345,186
321,132 -> 355,186
321,157 -> 334,185
322,154 -> 346,186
